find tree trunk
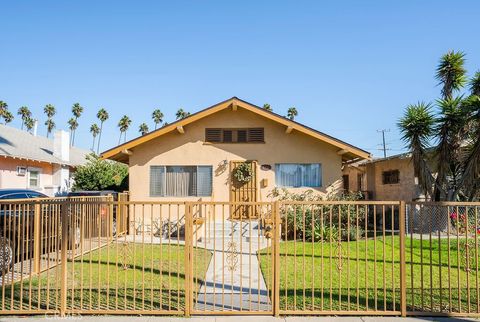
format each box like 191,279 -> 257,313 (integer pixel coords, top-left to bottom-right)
97,122 -> 103,154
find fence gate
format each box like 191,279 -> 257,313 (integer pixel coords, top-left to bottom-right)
189,202 -> 275,315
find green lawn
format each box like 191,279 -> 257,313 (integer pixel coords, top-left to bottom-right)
259,236 -> 480,313
1,242 -> 212,313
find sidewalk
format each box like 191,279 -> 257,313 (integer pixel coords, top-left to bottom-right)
1,316 -> 479,322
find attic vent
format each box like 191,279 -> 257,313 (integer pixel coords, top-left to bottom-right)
205,128 -> 222,142
248,128 -> 264,142
205,128 -> 265,143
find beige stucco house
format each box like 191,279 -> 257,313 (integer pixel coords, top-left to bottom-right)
101,97 -> 370,206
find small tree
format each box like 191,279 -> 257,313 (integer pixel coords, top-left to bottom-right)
70,103 -> 84,145
263,103 -> 272,112
43,104 -> 56,138
96,108 -> 109,154
72,153 -> 128,191
175,108 -> 190,120
117,115 -> 131,144
18,106 -> 31,130
68,117 -> 78,145
24,117 -> 35,133
89,123 -> 100,151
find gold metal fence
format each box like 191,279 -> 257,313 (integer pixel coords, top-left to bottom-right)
1,198 -> 480,317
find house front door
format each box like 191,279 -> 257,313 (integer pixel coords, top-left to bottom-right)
230,160 -> 258,219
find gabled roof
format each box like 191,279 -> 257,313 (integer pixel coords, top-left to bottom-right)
0,124 -> 89,166
101,97 -> 371,163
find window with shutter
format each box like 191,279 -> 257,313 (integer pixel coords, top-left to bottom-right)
223,130 -> 233,142
237,129 -> 247,142
247,128 -> 264,142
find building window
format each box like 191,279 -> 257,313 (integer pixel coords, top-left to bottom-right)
342,175 -> 349,191
28,169 -> 40,189
357,173 -> 363,191
205,128 -> 264,143
382,170 -> 400,184
150,166 -> 212,197
275,164 -> 321,188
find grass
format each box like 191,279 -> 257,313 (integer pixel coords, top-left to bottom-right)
1,242 -> 212,313
259,235 -> 480,313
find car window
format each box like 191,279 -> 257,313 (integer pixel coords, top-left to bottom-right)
0,193 -> 29,199
27,192 -> 46,199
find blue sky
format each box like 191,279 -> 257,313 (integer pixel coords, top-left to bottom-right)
1,1 -> 479,156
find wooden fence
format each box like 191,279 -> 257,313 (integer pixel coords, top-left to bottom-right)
0,198 -> 479,317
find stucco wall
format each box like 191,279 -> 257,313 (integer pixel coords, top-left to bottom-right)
371,158 -> 418,201
0,157 -> 53,193
128,108 -> 343,202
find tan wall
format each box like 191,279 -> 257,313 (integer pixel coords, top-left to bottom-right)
371,158 -> 418,201
0,157 -> 54,193
342,166 -> 365,192
128,108 -> 343,202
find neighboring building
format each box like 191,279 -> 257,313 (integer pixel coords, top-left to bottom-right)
342,151 -> 425,201
101,97 -> 370,206
0,124 -> 89,196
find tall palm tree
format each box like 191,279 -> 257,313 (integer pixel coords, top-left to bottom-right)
45,119 -> 56,137
24,117 -> 35,134
96,108 -> 109,154
287,107 -> 298,120
175,108 -> 190,120
90,123 -> 100,151
17,106 -> 32,130
117,115 -> 131,144
398,51 -> 480,201
152,109 -> 164,129
0,101 -> 7,121
67,118 -> 78,145
43,104 -> 56,137
263,103 -> 272,112
70,103 -> 84,145
3,110 -> 13,124
139,123 -> 149,135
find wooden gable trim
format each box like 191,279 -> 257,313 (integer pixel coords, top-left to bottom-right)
101,97 -> 371,162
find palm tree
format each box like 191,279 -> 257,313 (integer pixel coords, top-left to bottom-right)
70,103 -> 84,145
96,108 -> 109,154
117,115 -> 131,144
17,106 -> 32,130
0,101 -> 7,121
43,104 -> 56,137
175,108 -> 190,120
139,123 -> 149,135
45,119 -> 55,137
152,109 -> 164,130
67,118 -> 78,145
263,103 -> 272,112
3,110 -> 13,124
287,107 -> 298,120
90,123 -> 100,151
24,117 -> 35,134
398,51 -> 480,201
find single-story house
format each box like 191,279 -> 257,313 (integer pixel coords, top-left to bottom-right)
342,151 -> 426,201
101,97 -> 370,209
0,124 -> 89,196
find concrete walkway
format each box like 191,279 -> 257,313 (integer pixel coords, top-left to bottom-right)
194,220 -> 272,312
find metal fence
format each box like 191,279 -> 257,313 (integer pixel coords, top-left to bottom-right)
1,198 -> 480,317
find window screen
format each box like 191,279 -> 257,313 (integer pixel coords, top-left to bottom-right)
275,164 -> 322,187
150,166 -> 212,197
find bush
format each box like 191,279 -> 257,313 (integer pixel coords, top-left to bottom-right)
270,188 -> 366,242
72,153 -> 128,191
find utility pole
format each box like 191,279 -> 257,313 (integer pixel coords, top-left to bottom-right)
377,129 -> 390,158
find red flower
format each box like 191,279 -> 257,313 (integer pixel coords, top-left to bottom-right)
450,212 -> 458,220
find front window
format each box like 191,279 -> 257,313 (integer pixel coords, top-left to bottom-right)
382,170 -> 400,184
28,169 -> 40,188
275,163 -> 321,188
150,165 -> 212,197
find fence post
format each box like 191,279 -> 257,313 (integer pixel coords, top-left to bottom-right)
33,203 -> 41,274
399,200 -> 407,317
60,200 -> 69,317
184,202 -> 192,317
273,201 -> 280,317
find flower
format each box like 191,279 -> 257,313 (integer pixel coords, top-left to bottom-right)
450,212 -> 458,220
476,227 -> 480,234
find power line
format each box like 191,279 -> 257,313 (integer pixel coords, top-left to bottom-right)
377,129 -> 391,158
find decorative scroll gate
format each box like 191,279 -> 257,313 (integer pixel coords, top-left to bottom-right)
188,202 -> 275,315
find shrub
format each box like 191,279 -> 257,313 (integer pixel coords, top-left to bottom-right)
73,153 -> 128,191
